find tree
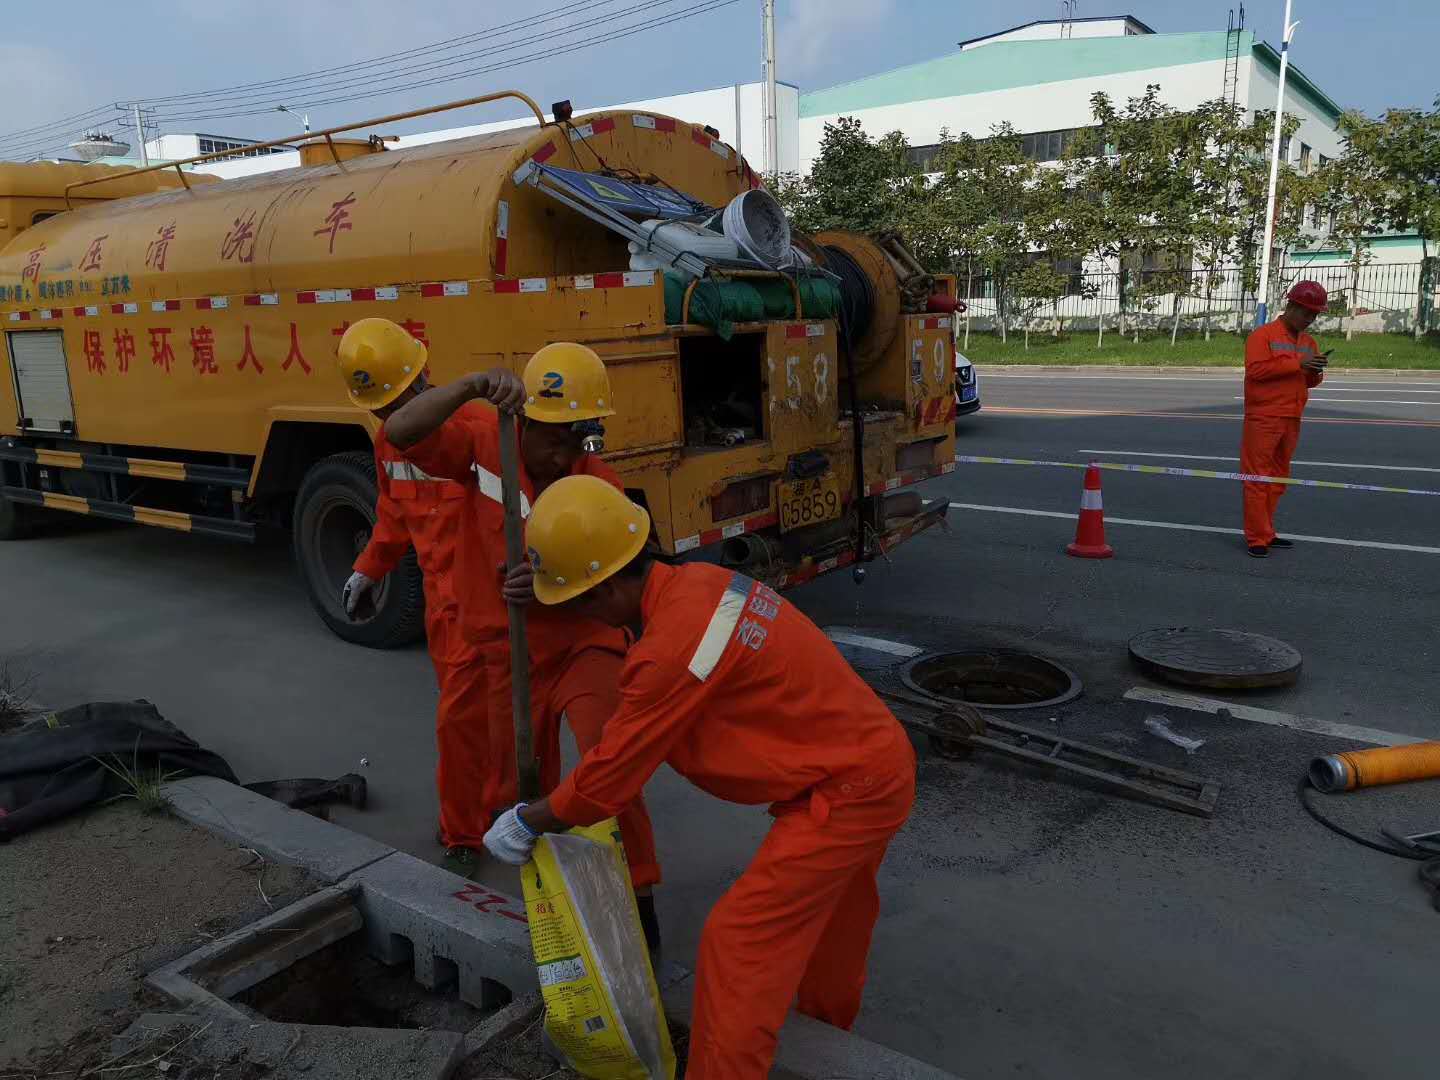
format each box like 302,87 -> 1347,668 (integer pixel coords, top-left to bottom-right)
770,117 -> 921,236
1310,151 -> 1389,339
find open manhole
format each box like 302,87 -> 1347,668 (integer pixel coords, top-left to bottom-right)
901,650 -> 1082,710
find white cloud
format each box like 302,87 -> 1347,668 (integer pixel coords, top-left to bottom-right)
777,0 -> 898,82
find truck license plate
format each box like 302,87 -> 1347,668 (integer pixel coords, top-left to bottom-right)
778,473 -> 843,532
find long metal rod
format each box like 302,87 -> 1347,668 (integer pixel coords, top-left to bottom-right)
1256,0 -> 1297,327
762,0 -> 779,178
65,89 -> 550,204
497,411 -> 539,801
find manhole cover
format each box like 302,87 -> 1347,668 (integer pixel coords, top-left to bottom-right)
1128,627 -> 1302,689
901,650 -> 1082,710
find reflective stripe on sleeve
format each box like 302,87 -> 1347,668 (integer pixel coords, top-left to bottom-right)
384,460 -> 442,482
687,572 -> 753,682
473,464 -> 531,517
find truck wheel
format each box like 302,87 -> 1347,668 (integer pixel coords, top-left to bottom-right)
0,492 -> 35,541
293,451 -> 427,648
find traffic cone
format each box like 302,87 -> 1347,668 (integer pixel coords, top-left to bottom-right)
1066,464 -> 1114,559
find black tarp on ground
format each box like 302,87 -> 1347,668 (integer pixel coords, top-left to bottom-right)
0,700 -> 237,841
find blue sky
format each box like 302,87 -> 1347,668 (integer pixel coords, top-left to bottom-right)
0,1 -> 1432,158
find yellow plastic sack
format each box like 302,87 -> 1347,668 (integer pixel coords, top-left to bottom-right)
523,818 -> 675,1080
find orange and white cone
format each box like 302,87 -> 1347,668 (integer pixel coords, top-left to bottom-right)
1066,464 -> 1114,559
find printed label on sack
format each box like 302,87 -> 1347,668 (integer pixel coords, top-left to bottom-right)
537,955 -> 588,987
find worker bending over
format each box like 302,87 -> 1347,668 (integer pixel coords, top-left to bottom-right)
384,342 -> 661,940
484,476 -> 917,1080
1241,281 -> 1329,558
336,319 -> 522,854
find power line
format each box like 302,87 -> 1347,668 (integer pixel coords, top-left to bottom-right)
0,104 -> 124,146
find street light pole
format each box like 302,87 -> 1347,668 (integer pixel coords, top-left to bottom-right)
1255,0 -> 1298,327
761,0 -> 779,179
275,105 -> 311,133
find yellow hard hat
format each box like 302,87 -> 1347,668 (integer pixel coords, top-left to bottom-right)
522,342 -> 616,423
337,318 -> 427,410
526,475 -> 650,605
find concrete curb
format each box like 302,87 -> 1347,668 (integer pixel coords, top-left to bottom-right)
161,777 -> 963,1079
979,364 -> 1440,377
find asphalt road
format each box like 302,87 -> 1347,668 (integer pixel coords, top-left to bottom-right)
3,367 -> 1438,1079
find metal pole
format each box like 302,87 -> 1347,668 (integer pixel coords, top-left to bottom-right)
734,83 -> 744,166
1256,0 -> 1297,327
762,0 -> 779,178
132,104 -> 149,166
497,411 -> 539,801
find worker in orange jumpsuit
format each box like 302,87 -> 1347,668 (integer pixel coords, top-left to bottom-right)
1241,280 -> 1330,558
484,476 -> 917,1080
336,319 -> 525,853
384,341 -> 661,941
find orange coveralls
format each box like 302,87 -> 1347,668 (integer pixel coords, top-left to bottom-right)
403,408 -> 659,884
1241,319 -> 1325,547
549,563 -> 917,1080
353,413 -> 483,850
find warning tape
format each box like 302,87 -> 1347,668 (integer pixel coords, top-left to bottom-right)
952,455 -> 1440,497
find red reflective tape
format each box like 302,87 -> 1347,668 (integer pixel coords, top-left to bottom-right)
495,237 -> 507,276
195,298 -> 214,310
593,272 -> 625,289
244,295 -> 262,306
351,287 -> 376,301
72,306 -> 86,316
296,291 -> 318,304
691,129 -> 713,149
109,304 -> 125,314
420,283 -> 445,298
786,324 -> 811,339
946,398 -> 958,421
654,116 -> 676,133
494,279 -> 521,294
591,117 -> 616,135
532,142 -> 556,163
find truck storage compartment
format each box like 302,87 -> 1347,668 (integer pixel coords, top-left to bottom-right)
678,331 -> 765,449
7,331 -> 74,434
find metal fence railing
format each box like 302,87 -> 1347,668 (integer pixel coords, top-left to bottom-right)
955,260 -> 1437,336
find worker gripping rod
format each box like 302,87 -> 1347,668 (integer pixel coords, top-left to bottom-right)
497,410 -> 540,801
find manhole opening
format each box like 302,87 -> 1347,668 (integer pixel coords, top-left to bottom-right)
233,932 -> 488,1032
901,650 -> 1082,710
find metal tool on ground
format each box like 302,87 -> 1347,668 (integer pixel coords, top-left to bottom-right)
1309,741 -> 1440,793
875,686 -> 1221,817
1130,628 -> 1302,690
1066,463 -> 1113,559
496,410 -> 538,801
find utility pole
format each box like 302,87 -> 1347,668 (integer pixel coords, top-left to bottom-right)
1256,0 -> 1298,326
762,0 -> 779,179
131,104 -> 149,165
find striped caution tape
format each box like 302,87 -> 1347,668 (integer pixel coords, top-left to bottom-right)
952,455 -> 1440,497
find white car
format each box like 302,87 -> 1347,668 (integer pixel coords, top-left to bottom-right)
955,350 -> 981,419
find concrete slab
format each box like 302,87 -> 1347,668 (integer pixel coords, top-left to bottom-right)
461,990 -> 543,1054
112,1012 -> 464,1080
163,776 -> 394,883
345,850 -> 535,1009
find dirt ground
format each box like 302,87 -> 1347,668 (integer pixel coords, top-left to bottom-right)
0,798 -> 315,1071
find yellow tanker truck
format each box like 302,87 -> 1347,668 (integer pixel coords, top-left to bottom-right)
0,92 -> 957,646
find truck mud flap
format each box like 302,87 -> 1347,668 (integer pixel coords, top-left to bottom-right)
3,486 -> 255,541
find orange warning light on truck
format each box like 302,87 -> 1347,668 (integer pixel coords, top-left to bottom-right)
0,91 -> 956,646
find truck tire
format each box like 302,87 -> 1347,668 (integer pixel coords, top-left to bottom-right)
293,451 -> 427,648
0,492 -> 35,541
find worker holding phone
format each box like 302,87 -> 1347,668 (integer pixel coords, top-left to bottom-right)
1241,281 -> 1330,557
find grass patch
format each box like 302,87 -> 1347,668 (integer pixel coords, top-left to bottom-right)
95,737 -> 185,815
956,329 -> 1440,369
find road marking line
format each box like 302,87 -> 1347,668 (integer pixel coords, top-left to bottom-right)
946,502 -> 1440,555
825,631 -> 925,658
1076,450 -> 1440,475
983,373 -> 1440,387
1123,687 -> 1423,747
1298,387 -> 1440,394
985,406 -> 1440,428
1232,396 -> 1440,406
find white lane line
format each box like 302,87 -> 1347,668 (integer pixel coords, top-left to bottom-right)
946,502 -> 1440,555
1300,387 -> 1440,394
1124,687 -> 1423,747
1232,396 -> 1440,406
1076,450 -> 1440,475
984,373 -> 1440,388
825,630 -> 924,658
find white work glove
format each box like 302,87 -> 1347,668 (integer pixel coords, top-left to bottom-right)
342,571 -> 376,617
484,804 -> 539,865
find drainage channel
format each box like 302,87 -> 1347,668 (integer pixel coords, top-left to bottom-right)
902,649 -> 1083,710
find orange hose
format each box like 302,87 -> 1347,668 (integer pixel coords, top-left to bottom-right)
1311,742 -> 1440,792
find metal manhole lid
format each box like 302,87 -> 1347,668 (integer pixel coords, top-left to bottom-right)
1128,628 -> 1302,689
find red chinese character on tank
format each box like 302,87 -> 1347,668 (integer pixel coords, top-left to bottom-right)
22,244 -> 45,285
145,223 -> 177,271
221,211 -> 257,263
237,325 -> 265,374
399,318 -> 429,347
112,329 -> 136,374
83,330 -> 105,374
149,328 -> 176,374
79,235 -> 108,273
282,322 -> 311,374
190,325 -> 218,375
313,193 -> 356,254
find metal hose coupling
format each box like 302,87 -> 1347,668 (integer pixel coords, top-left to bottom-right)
1309,741 -> 1440,793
